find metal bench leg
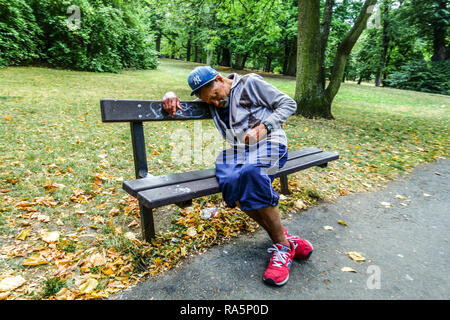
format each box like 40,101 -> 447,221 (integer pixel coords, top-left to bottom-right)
139,203 -> 155,242
279,174 -> 291,195
318,163 -> 328,168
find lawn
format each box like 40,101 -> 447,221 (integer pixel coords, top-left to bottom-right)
0,59 -> 448,299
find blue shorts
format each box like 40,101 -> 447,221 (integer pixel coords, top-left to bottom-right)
215,141 -> 288,211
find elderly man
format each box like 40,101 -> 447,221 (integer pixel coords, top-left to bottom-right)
162,66 -> 313,286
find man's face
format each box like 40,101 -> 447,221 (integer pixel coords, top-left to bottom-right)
197,77 -> 229,108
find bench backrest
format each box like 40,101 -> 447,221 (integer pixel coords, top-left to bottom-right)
100,99 -> 212,179
100,99 -> 212,122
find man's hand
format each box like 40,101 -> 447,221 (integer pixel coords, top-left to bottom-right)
162,91 -> 182,117
244,124 -> 268,145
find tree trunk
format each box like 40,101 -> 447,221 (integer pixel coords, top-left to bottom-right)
431,0 -> 448,62
155,31 -> 162,53
295,0 -> 331,118
233,54 -> 245,69
194,45 -> 199,63
241,53 -> 248,70
283,37 -> 290,74
264,55 -> 272,72
206,49 -> 213,66
220,48 -> 231,67
375,0 -> 389,87
295,0 -> 377,119
285,38 -> 297,76
186,34 -> 192,62
319,0 -> 335,89
216,49 -> 221,66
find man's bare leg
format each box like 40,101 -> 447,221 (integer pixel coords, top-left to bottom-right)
236,201 -> 289,247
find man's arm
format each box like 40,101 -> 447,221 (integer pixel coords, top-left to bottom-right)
246,75 -> 297,130
243,75 -> 297,144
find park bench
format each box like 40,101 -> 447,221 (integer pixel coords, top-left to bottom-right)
100,99 -> 339,242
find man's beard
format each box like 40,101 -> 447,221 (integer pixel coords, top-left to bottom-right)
218,97 -> 229,108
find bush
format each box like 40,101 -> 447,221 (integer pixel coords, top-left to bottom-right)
30,0 -> 158,72
1,0 -> 158,72
0,0 -> 42,66
385,60 -> 450,95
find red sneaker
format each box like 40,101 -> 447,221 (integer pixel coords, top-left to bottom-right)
263,243 -> 295,286
283,227 -> 313,260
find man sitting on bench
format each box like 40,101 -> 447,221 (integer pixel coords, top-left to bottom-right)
162,66 -> 313,287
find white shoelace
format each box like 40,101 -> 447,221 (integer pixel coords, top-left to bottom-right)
267,245 -> 290,268
285,234 -> 299,250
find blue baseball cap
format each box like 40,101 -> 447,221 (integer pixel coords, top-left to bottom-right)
187,66 -> 219,96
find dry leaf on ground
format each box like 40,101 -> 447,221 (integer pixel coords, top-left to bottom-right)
345,251 -> 366,262
294,200 -> 306,210
79,278 -> 98,294
0,276 -> 26,292
41,231 -> 60,243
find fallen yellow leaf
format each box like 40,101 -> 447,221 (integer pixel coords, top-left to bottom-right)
16,228 -> 30,241
79,278 -> 98,294
345,251 -> 366,262
41,231 -> 60,243
380,201 -> 392,208
337,220 -> 348,226
0,292 -> 9,300
23,253 -> 49,266
186,227 -> 197,237
102,268 -> 114,276
89,252 -> 106,268
294,199 -> 306,210
341,267 -> 357,273
0,276 -> 26,292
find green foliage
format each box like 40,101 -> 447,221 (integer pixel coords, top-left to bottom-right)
1,0 -> 158,72
0,0 -> 42,66
386,60 -> 450,95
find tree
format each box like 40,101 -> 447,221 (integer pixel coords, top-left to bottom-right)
295,0 -> 378,119
407,0 -> 449,62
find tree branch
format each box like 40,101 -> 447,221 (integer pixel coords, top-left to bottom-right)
319,0 -> 335,89
325,0 -> 378,102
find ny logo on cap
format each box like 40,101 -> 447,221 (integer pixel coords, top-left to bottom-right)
193,74 -> 202,85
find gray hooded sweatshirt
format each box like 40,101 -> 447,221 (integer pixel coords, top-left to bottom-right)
209,72 -> 297,148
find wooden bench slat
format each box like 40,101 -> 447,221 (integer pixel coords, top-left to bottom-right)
123,147 -> 323,196
276,151 -> 339,176
100,99 -> 212,122
137,150 -> 339,209
123,168 -> 216,197
138,177 -> 220,208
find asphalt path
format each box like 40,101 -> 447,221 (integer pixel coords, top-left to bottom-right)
110,158 -> 449,300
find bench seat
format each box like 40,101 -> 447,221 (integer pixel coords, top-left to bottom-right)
123,147 -> 338,209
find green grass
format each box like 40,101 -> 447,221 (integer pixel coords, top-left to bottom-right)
0,58 -> 448,299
